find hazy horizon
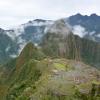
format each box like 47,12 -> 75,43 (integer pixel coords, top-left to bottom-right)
0,0 -> 100,29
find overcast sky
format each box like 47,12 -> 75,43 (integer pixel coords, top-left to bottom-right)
0,0 -> 100,29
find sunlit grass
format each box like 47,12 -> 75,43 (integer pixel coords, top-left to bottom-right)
54,63 -> 66,71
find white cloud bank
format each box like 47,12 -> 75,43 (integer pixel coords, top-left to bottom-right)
0,0 -> 100,29
72,25 -> 88,38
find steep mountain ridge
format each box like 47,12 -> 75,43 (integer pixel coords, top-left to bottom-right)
0,19 -> 53,63
0,42 -> 45,99
0,14 -> 100,100
0,28 -> 18,63
41,19 -> 100,68
0,43 -> 100,100
47,19 -> 71,36
16,42 -> 45,71
0,15 -> 100,64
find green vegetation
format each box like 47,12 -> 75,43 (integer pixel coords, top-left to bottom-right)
0,17 -> 100,100
0,42 -> 100,100
54,63 -> 66,71
41,32 -> 100,68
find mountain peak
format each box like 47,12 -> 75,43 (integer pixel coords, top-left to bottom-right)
90,13 -> 98,17
16,42 -> 45,70
0,28 -> 5,33
47,19 -> 72,36
76,13 -> 82,16
34,19 -> 46,22
16,42 -> 36,69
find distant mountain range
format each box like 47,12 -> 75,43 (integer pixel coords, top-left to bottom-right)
0,14 -> 100,100
67,13 -> 100,41
0,19 -> 53,63
0,13 -> 100,63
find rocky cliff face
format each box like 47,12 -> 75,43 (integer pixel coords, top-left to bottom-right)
41,19 -> 100,68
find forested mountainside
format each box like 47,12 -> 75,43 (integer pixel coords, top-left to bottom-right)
0,14 -> 100,64
41,20 -> 100,68
0,19 -> 53,64
0,42 -> 100,100
0,16 -> 100,100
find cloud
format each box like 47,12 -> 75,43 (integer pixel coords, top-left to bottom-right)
0,0 -> 100,29
72,25 -> 88,38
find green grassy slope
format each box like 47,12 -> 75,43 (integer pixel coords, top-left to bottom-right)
0,43 -> 100,100
6,59 -> 100,100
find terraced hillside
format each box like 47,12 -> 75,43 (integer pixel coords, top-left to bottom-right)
0,43 -> 100,100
